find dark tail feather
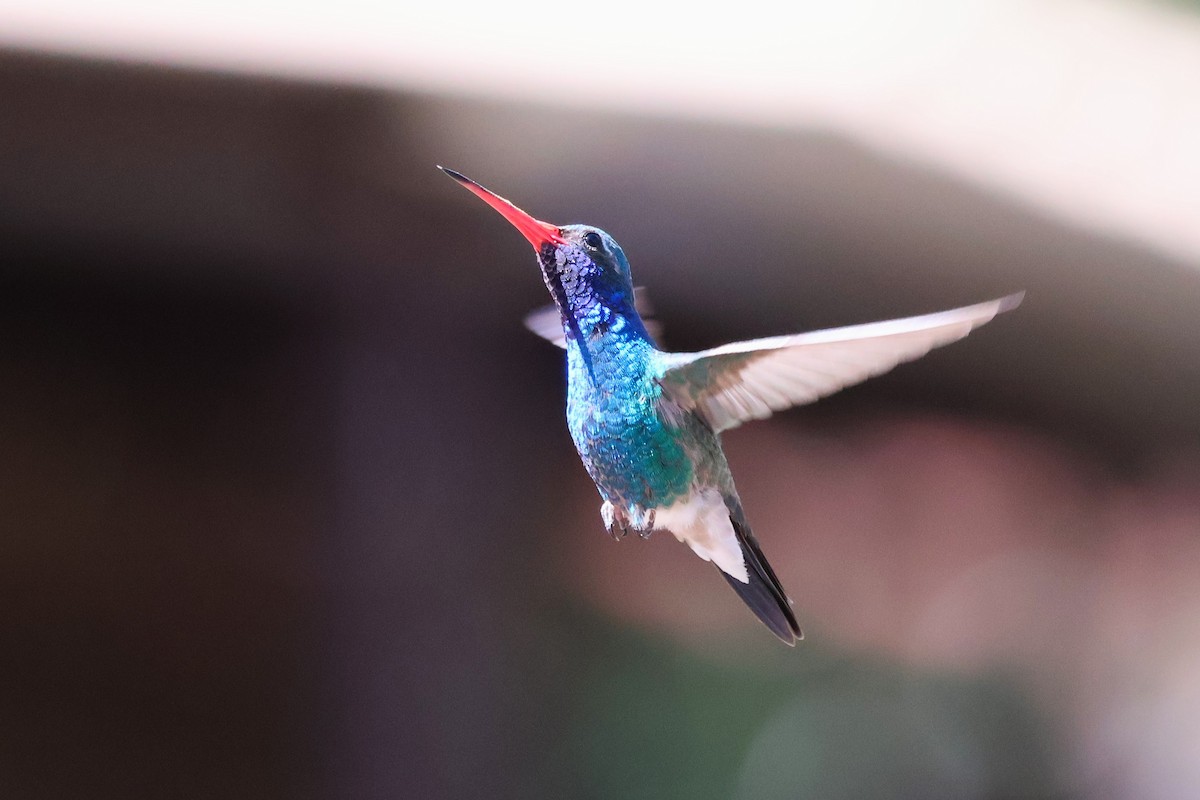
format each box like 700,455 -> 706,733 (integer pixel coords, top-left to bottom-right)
719,516 -> 802,645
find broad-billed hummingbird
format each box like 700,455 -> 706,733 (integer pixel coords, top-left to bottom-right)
441,166 -> 1022,645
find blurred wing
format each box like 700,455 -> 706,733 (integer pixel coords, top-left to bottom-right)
522,304 -> 568,348
659,292 -> 1023,433
524,287 -> 662,348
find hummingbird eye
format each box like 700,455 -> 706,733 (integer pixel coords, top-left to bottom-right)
583,231 -> 603,250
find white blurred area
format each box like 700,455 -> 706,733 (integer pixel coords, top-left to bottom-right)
2,0 -> 1199,265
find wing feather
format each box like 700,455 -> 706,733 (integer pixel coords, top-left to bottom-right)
659,292 -> 1023,432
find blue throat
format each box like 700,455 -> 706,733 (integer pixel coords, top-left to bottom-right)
546,262 -> 597,384
540,240 -> 651,386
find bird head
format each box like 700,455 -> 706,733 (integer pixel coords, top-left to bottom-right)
439,167 -> 635,319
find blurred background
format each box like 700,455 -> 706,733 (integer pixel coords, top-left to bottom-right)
2,1 -> 1200,798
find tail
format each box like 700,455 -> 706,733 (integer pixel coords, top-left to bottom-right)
720,514 -> 802,646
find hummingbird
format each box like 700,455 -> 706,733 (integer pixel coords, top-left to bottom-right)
440,166 -> 1022,645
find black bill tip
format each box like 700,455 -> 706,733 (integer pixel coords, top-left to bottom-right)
437,165 -> 472,185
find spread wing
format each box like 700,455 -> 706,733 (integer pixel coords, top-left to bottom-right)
658,292 -> 1023,433
524,287 -> 662,348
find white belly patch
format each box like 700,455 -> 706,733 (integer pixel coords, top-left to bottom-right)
655,488 -> 749,583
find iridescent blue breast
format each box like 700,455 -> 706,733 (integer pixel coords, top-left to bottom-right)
565,323 -> 692,511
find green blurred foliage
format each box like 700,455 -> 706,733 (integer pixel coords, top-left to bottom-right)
524,606 -> 1064,800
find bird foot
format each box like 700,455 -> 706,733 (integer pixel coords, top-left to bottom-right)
601,502 -> 655,541
601,501 -> 629,540
638,509 -> 656,539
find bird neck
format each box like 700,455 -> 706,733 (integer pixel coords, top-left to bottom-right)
565,312 -> 654,388
560,285 -> 655,389
560,286 -> 651,346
